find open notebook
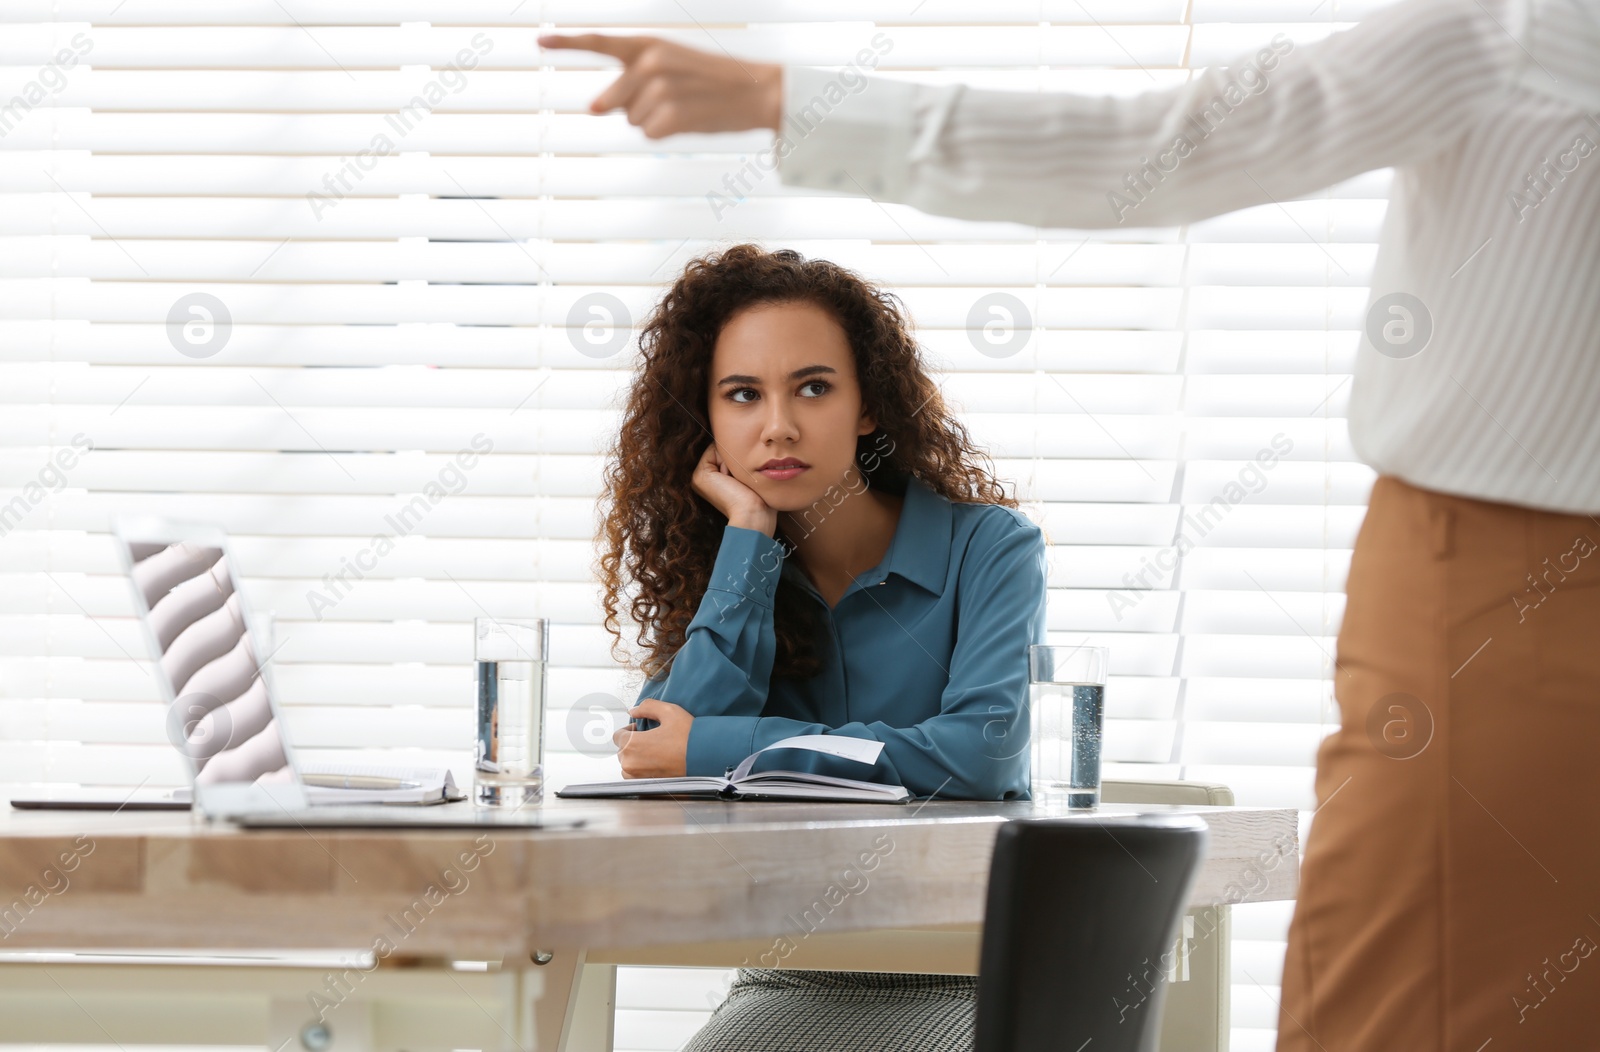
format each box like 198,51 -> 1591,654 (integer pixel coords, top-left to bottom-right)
556,735 -> 911,803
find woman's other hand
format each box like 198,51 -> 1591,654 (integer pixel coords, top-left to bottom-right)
537,33 -> 783,139
612,698 -> 693,778
691,442 -> 779,536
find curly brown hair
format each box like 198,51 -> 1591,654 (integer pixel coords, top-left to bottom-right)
594,242 -> 1032,684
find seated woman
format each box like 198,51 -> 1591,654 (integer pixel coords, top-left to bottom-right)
594,243 -> 1049,1052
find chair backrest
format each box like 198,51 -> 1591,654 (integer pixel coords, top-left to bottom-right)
974,815 -> 1209,1052
1101,778 -> 1234,807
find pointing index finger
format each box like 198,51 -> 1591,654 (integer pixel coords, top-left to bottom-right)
538,33 -> 650,63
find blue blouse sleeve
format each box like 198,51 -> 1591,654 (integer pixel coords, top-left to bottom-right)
686,513 -> 1048,801
633,524 -> 789,774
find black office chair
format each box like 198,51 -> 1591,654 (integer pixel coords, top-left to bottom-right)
974,814 -> 1210,1052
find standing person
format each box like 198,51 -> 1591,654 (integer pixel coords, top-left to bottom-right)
593,243 -> 1048,1050
551,2 -> 1600,1049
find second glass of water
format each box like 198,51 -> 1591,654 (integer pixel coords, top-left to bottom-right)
1029,645 -> 1108,809
474,617 -> 547,807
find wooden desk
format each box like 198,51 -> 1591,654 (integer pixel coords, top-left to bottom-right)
0,796 -> 1298,1051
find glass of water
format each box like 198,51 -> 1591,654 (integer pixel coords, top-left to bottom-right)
1029,644 -> 1109,809
474,617 -> 547,807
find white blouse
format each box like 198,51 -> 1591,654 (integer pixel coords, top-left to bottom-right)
775,0 -> 1600,514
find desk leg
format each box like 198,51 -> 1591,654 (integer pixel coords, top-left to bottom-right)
514,948 -> 614,1052
1155,907 -> 1229,1052
566,961 -> 617,1052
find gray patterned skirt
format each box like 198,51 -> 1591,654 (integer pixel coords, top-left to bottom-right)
681,967 -> 979,1052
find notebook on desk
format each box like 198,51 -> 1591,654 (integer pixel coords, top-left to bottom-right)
556,734 -> 912,803
295,762 -> 464,805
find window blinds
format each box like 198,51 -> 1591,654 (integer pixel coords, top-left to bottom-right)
1,4 -> 1389,1048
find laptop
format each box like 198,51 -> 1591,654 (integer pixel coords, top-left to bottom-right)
9,517 -> 586,831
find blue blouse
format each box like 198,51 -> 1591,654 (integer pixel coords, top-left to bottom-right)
635,474 -> 1047,801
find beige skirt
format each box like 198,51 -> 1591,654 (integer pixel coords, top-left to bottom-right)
1277,475 -> 1600,1051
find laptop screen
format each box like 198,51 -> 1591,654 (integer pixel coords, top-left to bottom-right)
113,520 -> 307,815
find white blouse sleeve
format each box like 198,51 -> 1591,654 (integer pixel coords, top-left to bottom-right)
775,0 -> 1521,229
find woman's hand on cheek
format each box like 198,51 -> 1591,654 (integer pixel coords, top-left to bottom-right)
612,697 -> 693,778
692,442 -> 778,536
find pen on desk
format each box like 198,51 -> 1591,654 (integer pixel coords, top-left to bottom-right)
300,774 -> 422,791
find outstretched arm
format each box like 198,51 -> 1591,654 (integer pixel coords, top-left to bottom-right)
543,0 -> 1519,229
775,0 -> 1518,228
